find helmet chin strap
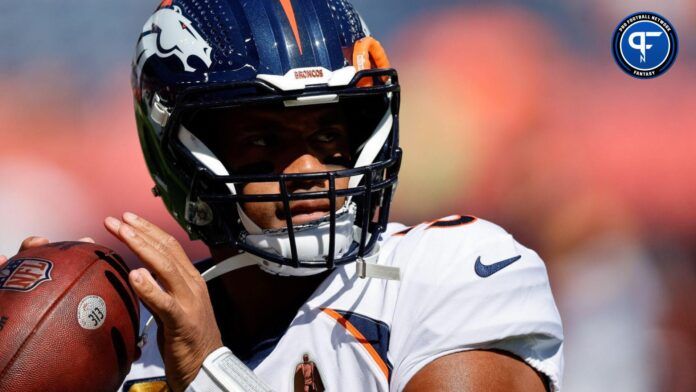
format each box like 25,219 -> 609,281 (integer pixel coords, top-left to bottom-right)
199,235 -> 397,282
242,202 -> 357,269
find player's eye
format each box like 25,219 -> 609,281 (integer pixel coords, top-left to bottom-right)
312,128 -> 344,144
244,134 -> 278,148
315,133 -> 335,143
251,137 -> 268,147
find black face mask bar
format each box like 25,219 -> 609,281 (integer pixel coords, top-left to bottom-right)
161,69 -> 401,270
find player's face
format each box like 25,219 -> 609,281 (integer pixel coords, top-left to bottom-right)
189,104 -> 354,229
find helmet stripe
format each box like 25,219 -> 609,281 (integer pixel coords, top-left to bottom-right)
279,0 -> 303,55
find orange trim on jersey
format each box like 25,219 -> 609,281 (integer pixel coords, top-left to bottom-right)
279,0 -> 303,55
159,0 -> 172,8
395,215 -> 478,234
322,308 -> 390,380
426,215 -> 478,229
392,226 -> 414,236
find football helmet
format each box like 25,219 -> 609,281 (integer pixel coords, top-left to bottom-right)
131,0 -> 401,275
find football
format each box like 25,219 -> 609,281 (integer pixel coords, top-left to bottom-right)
0,242 -> 140,391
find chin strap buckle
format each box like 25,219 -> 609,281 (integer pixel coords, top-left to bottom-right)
356,256 -> 400,281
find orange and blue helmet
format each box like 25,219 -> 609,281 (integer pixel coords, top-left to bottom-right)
132,0 -> 401,274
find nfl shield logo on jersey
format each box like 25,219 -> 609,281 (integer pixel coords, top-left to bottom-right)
0,259 -> 53,292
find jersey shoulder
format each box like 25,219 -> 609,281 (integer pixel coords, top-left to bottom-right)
383,215 -> 520,271
381,214 -> 554,309
384,216 -> 564,391
386,215 -> 507,243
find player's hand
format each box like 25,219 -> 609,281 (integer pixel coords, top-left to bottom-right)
0,236 -> 95,269
104,212 -> 223,392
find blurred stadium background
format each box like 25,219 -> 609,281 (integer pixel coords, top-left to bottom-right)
1,0 -> 694,390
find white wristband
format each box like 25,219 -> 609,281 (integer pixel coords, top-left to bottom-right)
187,347 -> 273,392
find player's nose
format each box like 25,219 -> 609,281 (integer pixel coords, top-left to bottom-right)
283,153 -> 326,174
283,153 -> 328,192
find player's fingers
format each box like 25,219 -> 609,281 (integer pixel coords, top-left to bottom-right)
129,268 -> 181,326
109,217 -> 173,262
122,212 -> 201,281
115,220 -> 170,260
117,214 -> 201,290
77,237 -> 95,243
0,255 -> 8,269
104,217 -> 191,289
106,217 -> 202,301
105,217 -> 187,295
122,212 -> 188,260
18,236 -> 49,252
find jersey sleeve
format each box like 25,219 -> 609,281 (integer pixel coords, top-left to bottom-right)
388,218 -> 564,392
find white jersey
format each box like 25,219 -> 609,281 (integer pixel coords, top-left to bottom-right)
123,216 -> 564,391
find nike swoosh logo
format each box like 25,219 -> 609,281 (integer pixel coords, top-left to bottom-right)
474,255 -> 522,278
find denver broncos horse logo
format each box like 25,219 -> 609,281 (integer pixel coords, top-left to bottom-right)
135,5 -> 212,75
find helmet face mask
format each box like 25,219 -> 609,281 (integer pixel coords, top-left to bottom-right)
133,0 -> 401,273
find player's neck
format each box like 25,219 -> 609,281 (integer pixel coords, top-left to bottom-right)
208,246 -> 330,353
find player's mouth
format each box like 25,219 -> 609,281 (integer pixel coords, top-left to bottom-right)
277,200 -> 331,225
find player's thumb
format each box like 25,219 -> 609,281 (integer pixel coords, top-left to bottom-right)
18,236 -> 50,252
